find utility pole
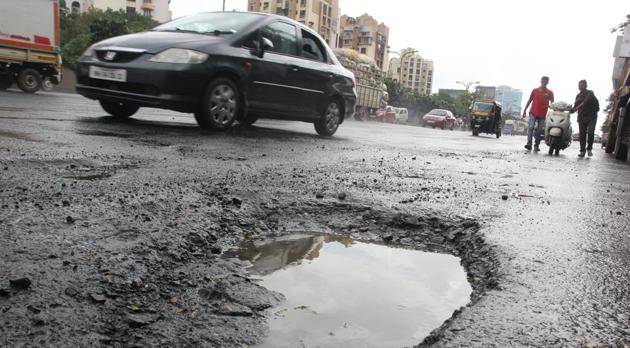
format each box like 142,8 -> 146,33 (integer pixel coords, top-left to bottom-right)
456,80 -> 480,93
388,49 -> 418,86
222,0 -> 226,11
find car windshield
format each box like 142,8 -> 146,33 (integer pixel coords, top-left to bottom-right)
473,102 -> 493,113
153,12 -> 262,35
428,109 -> 447,116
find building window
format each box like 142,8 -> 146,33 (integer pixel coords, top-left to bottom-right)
126,6 -> 135,13
263,2 -> 269,10
71,1 -> 80,14
300,0 -> 306,7
143,9 -> 152,15
299,10 -> 305,18
360,48 -> 366,54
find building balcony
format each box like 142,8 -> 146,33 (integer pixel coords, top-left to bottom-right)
141,2 -> 155,10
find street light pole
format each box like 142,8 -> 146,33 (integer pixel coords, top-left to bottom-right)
456,80 -> 480,93
222,0 -> 226,11
388,50 -> 418,87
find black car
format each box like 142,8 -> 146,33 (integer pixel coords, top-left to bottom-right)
75,12 -> 357,136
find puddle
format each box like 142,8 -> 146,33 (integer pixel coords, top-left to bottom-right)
225,234 -> 472,347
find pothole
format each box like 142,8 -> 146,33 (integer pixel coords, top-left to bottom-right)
225,233 -> 472,347
75,129 -> 133,138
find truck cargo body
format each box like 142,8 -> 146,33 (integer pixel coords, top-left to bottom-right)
0,0 -> 62,93
333,49 -> 387,120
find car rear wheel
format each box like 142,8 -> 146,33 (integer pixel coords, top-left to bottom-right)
100,100 -> 140,119
195,78 -> 241,131
315,99 -> 342,136
17,68 -> 42,93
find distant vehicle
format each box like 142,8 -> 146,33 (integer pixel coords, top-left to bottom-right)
594,134 -> 602,143
375,105 -> 396,123
394,107 -> 409,124
421,109 -> 456,130
469,100 -> 502,137
75,12 -> 356,136
1,0 -> 63,93
333,48 -> 387,121
572,133 -> 580,141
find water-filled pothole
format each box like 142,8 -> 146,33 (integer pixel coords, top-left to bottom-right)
225,233 -> 472,347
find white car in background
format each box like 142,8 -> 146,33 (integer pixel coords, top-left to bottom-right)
394,107 -> 409,124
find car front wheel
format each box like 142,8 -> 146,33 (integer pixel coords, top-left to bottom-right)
100,100 -> 139,119
315,99 -> 342,136
195,77 -> 241,131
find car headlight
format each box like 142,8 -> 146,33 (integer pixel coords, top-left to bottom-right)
81,44 -> 97,58
149,48 -> 208,64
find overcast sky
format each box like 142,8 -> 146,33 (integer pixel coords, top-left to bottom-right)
171,0 -> 627,127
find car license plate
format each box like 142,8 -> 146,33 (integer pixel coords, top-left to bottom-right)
89,66 -> 127,82
427,120 -> 434,124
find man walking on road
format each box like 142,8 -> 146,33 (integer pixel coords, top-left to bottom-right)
523,76 -> 554,152
571,80 -> 599,157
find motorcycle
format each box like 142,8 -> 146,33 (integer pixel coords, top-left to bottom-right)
544,102 -> 572,156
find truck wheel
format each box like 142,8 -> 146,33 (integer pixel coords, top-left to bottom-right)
194,77 -> 241,131
315,98 -> 342,136
0,76 -> 13,90
17,68 -> 42,93
99,100 -> 140,119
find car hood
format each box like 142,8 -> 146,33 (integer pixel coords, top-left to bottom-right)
94,31 -> 225,54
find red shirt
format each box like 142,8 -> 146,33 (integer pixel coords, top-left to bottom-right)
529,87 -> 554,118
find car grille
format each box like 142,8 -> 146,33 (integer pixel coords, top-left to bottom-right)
95,50 -> 144,63
78,76 -> 160,96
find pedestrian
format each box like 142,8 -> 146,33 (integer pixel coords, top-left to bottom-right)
571,80 -> 599,157
522,76 -> 554,152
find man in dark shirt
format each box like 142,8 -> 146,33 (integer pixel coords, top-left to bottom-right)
571,80 -> 599,157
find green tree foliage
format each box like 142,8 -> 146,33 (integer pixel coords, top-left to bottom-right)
60,6 -> 158,67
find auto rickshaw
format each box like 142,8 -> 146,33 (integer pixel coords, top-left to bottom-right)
469,100 -> 502,138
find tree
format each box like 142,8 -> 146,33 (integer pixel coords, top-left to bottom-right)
60,7 -> 158,67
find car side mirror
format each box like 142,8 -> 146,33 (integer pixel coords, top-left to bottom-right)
255,37 -> 274,58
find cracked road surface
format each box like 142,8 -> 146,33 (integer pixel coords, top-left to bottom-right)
1,90 -> 629,347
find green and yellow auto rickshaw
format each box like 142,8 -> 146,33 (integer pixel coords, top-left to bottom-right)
470,100 -> 502,138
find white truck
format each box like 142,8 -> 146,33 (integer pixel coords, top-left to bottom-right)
0,0 -> 63,93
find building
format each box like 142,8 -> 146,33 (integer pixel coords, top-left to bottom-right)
495,85 -> 523,115
247,0 -> 340,48
67,0 -> 172,23
338,14 -> 389,71
387,48 -> 433,95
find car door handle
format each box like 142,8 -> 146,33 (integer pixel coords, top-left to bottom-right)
290,65 -> 299,72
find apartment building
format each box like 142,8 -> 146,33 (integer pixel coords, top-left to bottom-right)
388,48 -> 434,95
247,0 -> 340,48
338,14 -> 389,71
495,85 -> 523,115
67,0 -> 172,23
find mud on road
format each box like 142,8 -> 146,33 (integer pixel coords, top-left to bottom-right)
0,150 -> 498,347
2,90 -> 630,347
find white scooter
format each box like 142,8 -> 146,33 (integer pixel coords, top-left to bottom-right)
544,102 -> 573,156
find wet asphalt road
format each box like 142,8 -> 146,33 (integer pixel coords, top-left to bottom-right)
1,89 -> 629,347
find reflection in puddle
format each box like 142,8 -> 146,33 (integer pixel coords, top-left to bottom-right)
226,234 -> 472,347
